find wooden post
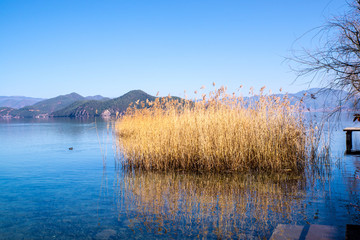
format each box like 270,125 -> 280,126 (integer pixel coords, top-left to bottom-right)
343,128 -> 360,153
346,131 -> 352,153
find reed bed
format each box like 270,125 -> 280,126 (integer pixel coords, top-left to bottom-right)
115,86 -> 313,172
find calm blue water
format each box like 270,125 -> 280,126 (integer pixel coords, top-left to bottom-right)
0,115 -> 359,239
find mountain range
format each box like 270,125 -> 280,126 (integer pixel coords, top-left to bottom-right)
0,90 -> 153,119
52,90 -> 155,118
0,88 -> 356,119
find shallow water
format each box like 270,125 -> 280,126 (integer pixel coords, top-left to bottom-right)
0,115 -> 359,239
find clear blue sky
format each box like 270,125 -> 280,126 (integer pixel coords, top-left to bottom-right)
0,0 -> 347,98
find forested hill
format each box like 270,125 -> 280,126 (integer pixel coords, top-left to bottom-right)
52,90 -> 156,118
0,93 -> 109,118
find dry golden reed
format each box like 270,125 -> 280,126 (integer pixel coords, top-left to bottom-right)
115,86 -> 310,172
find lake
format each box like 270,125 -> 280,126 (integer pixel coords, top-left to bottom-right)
0,115 -> 359,239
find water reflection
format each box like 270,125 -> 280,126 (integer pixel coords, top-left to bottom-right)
113,170 -> 308,239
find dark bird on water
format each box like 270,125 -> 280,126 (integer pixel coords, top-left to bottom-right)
69,147 -> 73,150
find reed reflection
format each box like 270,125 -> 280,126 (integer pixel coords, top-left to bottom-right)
114,170 -> 307,239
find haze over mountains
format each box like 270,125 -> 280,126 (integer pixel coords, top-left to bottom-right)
283,88 -> 354,111
0,96 -> 45,109
0,88 -> 355,119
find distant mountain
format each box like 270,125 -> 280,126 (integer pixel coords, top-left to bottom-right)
85,95 -> 110,101
0,92 -> 86,118
52,90 -> 156,118
0,96 -> 45,109
30,92 -> 84,113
